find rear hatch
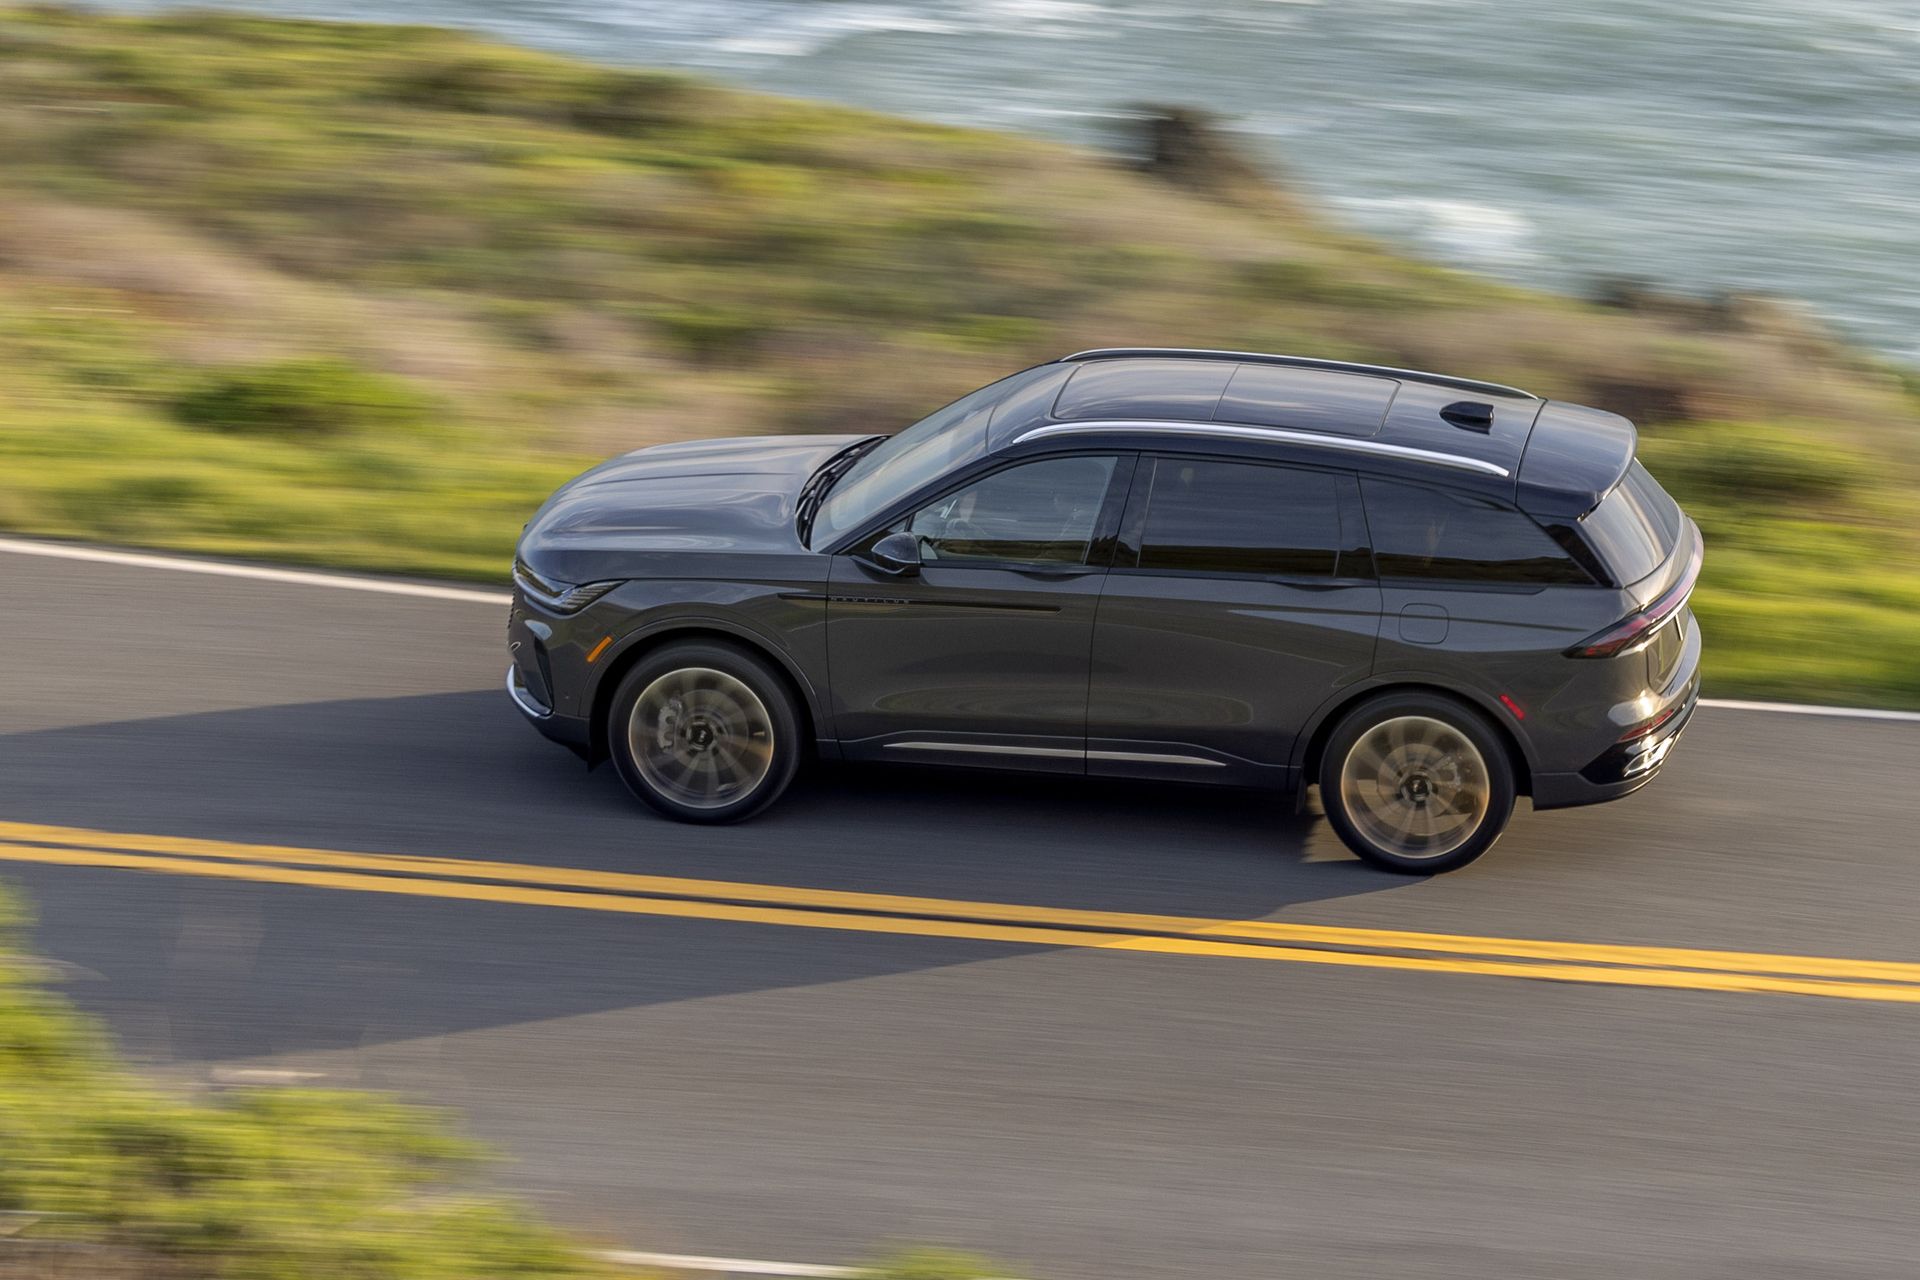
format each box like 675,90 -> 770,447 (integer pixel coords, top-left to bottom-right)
1560,457 -> 1702,671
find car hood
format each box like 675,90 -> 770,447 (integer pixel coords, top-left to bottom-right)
518,434 -> 869,580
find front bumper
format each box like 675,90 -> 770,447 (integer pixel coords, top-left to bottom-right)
507,663 -> 591,754
506,662 -> 550,719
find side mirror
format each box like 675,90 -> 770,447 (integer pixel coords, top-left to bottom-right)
859,531 -> 922,577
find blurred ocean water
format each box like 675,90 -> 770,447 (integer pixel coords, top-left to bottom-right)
115,0 -> 1920,361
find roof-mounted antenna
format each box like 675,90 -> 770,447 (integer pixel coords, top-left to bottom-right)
1441,401 -> 1495,432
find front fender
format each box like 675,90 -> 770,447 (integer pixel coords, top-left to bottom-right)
573,583 -> 830,767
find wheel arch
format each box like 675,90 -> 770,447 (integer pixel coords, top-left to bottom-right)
1295,680 -> 1535,800
586,620 -> 823,768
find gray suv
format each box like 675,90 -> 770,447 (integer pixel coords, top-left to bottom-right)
510,349 -> 1701,873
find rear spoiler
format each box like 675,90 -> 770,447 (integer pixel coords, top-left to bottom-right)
1514,401 -> 1636,521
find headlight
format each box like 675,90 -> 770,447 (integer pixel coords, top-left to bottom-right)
547,580 -> 622,613
513,560 -> 621,614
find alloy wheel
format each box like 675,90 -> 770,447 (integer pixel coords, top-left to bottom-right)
1338,715 -> 1491,860
628,666 -> 776,810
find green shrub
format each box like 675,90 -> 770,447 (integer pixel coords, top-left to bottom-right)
376,51 -> 553,114
171,359 -> 438,441
1637,420 -> 1874,509
647,305 -> 772,364
568,70 -> 703,136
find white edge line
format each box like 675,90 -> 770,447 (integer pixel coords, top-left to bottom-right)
596,1251 -> 863,1277
5,536 -> 1920,725
0,536 -> 509,605
1697,698 -> 1920,724
594,1253 -> 1013,1280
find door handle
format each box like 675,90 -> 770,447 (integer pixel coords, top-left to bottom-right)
1010,564 -> 1100,579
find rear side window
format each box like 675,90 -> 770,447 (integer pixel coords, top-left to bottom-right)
1136,459 -> 1343,577
1581,460 -> 1681,586
1362,479 -> 1593,585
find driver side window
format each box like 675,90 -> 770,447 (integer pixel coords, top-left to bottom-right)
905,455 -> 1118,566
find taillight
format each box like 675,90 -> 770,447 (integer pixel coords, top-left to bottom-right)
1566,527 -> 1701,660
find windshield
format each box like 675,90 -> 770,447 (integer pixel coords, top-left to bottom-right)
809,366 -> 1053,547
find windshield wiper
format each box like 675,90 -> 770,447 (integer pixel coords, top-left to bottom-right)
796,436 -> 883,544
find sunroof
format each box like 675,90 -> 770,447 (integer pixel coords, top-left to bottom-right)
1053,359 -> 1399,437
1215,365 -> 1398,437
1053,360 -> 1237,422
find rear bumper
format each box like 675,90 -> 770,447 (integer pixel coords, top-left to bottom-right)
1532,683 -> 1698,811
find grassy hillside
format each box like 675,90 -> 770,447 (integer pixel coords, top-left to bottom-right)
1,6 -> 1917,704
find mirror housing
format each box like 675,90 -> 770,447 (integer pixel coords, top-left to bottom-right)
858,531 -> 922,577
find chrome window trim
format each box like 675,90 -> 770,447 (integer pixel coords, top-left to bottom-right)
1012,420 -> 1512,479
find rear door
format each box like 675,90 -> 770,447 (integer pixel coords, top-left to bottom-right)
1086,455 -> 1380,785
827,453 -> 1133,771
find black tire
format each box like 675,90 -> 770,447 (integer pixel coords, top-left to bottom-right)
1319,692 -> 1516,874
607,640 -> 801,824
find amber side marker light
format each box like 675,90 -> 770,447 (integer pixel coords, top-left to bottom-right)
585,636 -> 613,664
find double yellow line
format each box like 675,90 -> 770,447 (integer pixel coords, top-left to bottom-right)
1,818 -> 1916,1004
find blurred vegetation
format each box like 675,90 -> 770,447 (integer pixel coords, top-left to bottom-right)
0,888 -> 609,1280
866,1249 -> 1007,1280
172,358 -> 441,441
0,6 -> 1916,702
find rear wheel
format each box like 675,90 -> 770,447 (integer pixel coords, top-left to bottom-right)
1319,693 -> 1515,874
608,641 -> 801,824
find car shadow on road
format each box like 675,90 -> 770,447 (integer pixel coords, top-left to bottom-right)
0,689 -> 1400,1065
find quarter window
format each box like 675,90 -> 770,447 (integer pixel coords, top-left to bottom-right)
1362,479 -> 1593,585
1135,459 -> 1343,578
906,456 -> 1117,566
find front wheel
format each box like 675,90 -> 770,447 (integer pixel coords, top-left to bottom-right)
608,641 -> 801,824
1319,694 -> 1515,874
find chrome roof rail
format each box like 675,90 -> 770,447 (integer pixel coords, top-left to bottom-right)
1058,348 -> 1537,401
1011,420 -> 1512,479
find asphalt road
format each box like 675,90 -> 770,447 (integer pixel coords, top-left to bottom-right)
8,542 -> 1920,1279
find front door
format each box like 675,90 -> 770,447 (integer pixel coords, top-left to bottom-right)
1086,455 -> 1381,785
827,453 -> 1132,772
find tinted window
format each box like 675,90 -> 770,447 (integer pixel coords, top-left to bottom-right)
1581,460 -> 1681,585
812,365 -> 1057,546
1137,460 -> 1342,577
1053,360 -> 1234,422
906,456 -> 1117,566
1363,479 -> 1593,584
